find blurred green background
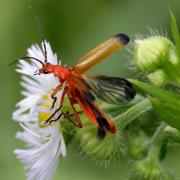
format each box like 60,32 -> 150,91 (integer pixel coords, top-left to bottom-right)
0,0 -> 180,179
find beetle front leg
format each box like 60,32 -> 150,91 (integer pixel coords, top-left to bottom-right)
44,87 -> 67,125
45,111 -> 63,125
44,106 -> 62,125
50,83 -> 63,110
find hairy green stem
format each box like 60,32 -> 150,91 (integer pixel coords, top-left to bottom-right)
148,123 -> 166,161
114,98 -> 152,129
150,123 -> 166,146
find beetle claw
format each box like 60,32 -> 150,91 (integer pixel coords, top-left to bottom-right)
44,120 -> 52,126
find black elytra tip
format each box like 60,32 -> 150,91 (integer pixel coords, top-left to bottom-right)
113,33 -> 130,45
97,126 -> 106,140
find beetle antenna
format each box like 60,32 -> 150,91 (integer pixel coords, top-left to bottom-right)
8,56 -> 44,66
29,5 -> 47,62
42,37 -> 47,62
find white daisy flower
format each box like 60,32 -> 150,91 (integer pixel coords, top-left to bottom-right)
13,40 -> 66,180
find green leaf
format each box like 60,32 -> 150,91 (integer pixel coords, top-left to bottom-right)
150,97 -> 180,130
129,79 -> 180,106
170,10 -> 180,49
130,79 -> 180,129
170,10 -> 180,61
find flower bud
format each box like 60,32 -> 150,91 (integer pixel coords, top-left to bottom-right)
134,36 -> 180,85
128,132 -> 149,160
164,126 -> 180,142
129,156 -> 174,180
134,36 -> 172,72
147,69 -> 167,86
76,115 -> 122,160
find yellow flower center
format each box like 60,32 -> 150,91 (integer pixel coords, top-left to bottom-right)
38,90 -> 59,128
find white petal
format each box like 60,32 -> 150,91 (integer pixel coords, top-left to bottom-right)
14,123 -> 66,180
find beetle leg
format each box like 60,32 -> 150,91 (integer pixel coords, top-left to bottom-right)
44,106 -> 62,125
45,112 -> 63,125
69,98 -> 82,128
44,87 -> 67,125
62,111 -> 82,128
62,112 -> 79,127
59,87 -> 67,106
68,111 -> 83,117
50,83 -> 63,110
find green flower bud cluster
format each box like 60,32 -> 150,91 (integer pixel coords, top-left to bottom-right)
134,12 -> 180,86
128,124 -> 175,180
134,36 -> 179,86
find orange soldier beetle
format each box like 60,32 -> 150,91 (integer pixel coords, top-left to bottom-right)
12,34 -> 136,139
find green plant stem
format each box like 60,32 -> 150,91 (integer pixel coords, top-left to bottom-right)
148,123 -> 166,160
114,98 -> 152,129
150,123 -> 166,145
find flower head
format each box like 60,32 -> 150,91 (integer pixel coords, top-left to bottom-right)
13,40 -> 66,180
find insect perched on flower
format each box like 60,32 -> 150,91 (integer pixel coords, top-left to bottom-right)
12,33 -> 136,139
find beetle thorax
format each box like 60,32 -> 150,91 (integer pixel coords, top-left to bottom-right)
53,65 -> 72,81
